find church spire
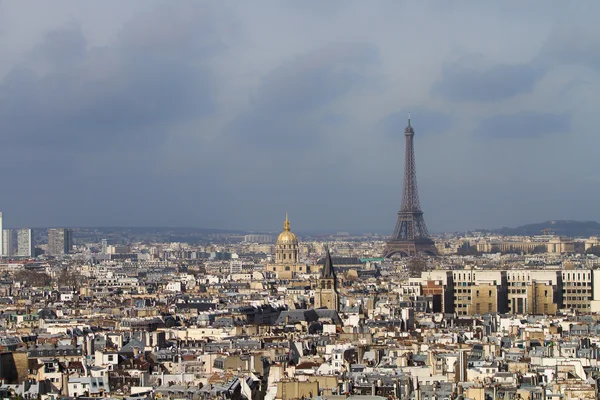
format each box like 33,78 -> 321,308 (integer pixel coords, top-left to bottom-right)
315,244 -> 339,312
284,212 -> 290,231
321,245 -> 335,279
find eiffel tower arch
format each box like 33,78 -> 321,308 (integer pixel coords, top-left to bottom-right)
383,115 -> 438,258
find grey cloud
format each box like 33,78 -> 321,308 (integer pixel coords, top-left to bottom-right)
377,108 -> 453,139
30,22 -> 86,66
433,60 -> 542,102
226,42 -> 379,149
474,112 -> 570,138
254,42 -> 378,113
539,24 -> 600,70
0,5 -> 226,152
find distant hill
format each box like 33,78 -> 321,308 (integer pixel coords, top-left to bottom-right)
494,220 -> 600,237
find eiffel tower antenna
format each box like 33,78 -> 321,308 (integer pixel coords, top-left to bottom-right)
383,115 -> 437,257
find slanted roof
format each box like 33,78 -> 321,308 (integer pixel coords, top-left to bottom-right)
119,338 -> 144,354
321,246 -> 335,279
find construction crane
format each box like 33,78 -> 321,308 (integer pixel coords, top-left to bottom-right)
541,228 -> 554,236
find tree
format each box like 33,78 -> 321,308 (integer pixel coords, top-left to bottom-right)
406,258 -> 429,278
14,270 -> 52,287
585,246 -> 600,257
456,243 -> 479,256
56,267 -> 85,289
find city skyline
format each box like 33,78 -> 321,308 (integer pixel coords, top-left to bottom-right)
0,2 -> 599,233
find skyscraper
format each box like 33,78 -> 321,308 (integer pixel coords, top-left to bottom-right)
48,228 -> 73,256
2,230 -> 13,257
0,212 -> 3,257
17,229 -> 34,257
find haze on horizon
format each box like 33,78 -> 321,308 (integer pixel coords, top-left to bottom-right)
0,1 -> 599,234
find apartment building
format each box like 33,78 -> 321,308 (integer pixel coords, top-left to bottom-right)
16,229 -> 33,257
505,270 -> 559,315
420,268 -> 599,315
47,228 -> 73,256
561,269 -> 592,312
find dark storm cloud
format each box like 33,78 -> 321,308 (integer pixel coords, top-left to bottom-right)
377,108 -> 453,139
433,60 -> 542,102
474,112 -> 570,139
226,42 -> 378,149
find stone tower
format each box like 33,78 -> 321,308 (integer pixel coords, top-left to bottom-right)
314,246 -> 339,311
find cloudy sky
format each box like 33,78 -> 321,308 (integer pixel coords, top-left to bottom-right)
0,1 -> 599,233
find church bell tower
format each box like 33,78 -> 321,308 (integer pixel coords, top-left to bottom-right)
314,246 -> 339,311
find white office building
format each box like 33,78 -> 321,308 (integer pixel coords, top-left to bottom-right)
2,229 -> 13,257
17,228 -> 34,257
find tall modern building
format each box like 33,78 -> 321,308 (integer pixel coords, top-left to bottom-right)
2,230 -> 13,257
16,229 -> 34,257
0,212 -> 3,257
48,228 -> 73,256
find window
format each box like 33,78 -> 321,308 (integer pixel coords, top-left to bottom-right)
489,290 -> 492,296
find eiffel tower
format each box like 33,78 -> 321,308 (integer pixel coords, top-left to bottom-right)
383,114 -> 437,257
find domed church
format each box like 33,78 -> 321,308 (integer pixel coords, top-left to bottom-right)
266,214 -> 311,279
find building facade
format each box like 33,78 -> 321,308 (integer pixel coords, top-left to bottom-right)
477,240 -> 543,254
506,270 -> 558,315
16,229 -> 33,257
418,268 -> 600,315
2,229 -> 13,257
47,228 -> 73,256
561,269 -> 592,312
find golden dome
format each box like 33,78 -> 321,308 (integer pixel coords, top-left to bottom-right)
277,213 -> 298,245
